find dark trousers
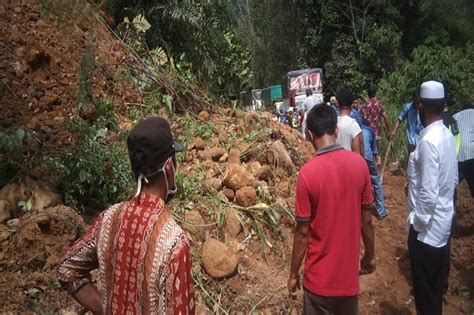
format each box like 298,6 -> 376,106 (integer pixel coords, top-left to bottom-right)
303,289 -> 358,315
408,226 -> 450,315
459,159 -> 474,197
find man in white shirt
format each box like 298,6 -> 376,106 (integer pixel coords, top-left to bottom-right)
301,88 -> 319,139
407,81 -> 458,315
335,87 -> 363,155
454,105 -> 474,197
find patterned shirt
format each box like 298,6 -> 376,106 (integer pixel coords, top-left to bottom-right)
58,192 -> 195,314
362,97 -> 386,136
453,109 -> 474,162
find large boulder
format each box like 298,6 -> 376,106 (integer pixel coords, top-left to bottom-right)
228,149 -> 241,165
235,186 -> 257,207
0,182 -> 31,209
267,140 -> 294,173
222,164 -> 254,191
193,137 -> 206,150
224,208 -> 242,238
256,165 -> 274,182
0,200 -> 13,223
202,238 -> 239,279
205,147 -> 227,162
31,190 -> 61,211
183,211 -> 207,240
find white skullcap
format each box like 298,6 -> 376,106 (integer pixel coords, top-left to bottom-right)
420,81 -> 444,99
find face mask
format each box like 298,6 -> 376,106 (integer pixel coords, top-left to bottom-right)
133,156 -> 178,202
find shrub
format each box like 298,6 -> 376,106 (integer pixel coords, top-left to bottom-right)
48,120 -> 132,213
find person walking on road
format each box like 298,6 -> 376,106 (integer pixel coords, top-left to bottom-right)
301,88 -> 319,139
335,87 -> 363,155
288,104 -> 375,315
407,81 -> 458,315
362,120 -> 388,220
362,84 -> 391,164
390,90 -> 424,153
454,105 -> 474,197
58,117 -> 195,314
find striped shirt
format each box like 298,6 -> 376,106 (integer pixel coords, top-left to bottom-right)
453,109 -> 474,162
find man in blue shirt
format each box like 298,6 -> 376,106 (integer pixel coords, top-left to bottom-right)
390,90 -> 423,153
362,120 -> 388,220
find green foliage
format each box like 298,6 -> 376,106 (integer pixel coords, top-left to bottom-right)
0,128 -> 39,186
378,43 -> 474,160
48,104 -> 132,212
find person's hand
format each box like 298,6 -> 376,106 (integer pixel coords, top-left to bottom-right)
287,274 -> 300,299
360,255 -> 376,275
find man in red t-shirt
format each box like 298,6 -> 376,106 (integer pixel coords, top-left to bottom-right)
288,105 -> 376,314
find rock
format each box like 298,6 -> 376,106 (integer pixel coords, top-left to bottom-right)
198,111 -> 210,121
205,178 -> 222,191
15,46 -> 26,58
202,238 -> 239,279
31,190 -> 61,212
0,200 -> 13,223
247,161 -> 262,175
200,160 -> 214,170
256,165 -> 274,181
12,62 -> 23,78
222,164 -> 254,191
218,152 -> 228,163
244,111 -> 259,130
218,191 -> 229,202
0,182 -> 31,209
193,137 -> 206,150
41,92 -> 61,109
235,186 -> 257,207
276,181 -> 290,198
0,225 -> 12,243
26,48 -> 51,71
206,147 -> 226,162
224,208 -> 242,238
183,211 -> 206,240
228,149 -> 241,164
222,187 -> 235,201
268,140 -> 294,173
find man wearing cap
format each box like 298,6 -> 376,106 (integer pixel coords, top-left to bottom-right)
58,117 -> 195,314
407,81 -> 457,315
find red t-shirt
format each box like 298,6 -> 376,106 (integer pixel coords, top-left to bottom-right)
295,145 -> 373,297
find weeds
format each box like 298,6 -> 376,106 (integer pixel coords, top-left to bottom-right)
47,119 -> 132,213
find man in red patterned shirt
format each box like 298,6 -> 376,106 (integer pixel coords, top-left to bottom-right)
362,84 -> 391,165
58,117 -> 195,314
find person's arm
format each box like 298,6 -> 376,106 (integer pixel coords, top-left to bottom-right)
414,141 -> 439,232
71,283 -> 103,315
288,172 -> 311,297
361,205 -> 375,273
288,222 -> 309,297
58,214 -> 103,314
351,121 -> 363,155
360,164 -> 375,273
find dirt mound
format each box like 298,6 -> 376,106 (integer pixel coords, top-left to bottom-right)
0,205 -> 85,313
0,0 -> 140,150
